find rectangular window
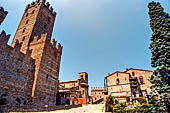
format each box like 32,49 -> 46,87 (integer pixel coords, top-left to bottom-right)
140,77 -> 144,84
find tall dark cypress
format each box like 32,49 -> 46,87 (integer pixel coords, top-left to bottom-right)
148,1 -> 170,112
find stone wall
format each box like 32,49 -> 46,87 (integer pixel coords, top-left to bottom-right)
91,87 -> 108,104
106,72 -> 131,102
0,104 -> 82,112
29,33 -> 62,106
0,31 -> 35,106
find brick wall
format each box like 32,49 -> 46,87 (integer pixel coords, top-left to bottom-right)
0,31 -> 35,106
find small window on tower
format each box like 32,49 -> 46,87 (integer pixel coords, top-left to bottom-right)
48,17 -> 51,22
32,10 -> 35,14
22,28 -> 26,33
26,13 -> 29,17
46,74 -> 49,79
26,20 -> 29,24
44,24 -> 47,29
22,36 -> 25,41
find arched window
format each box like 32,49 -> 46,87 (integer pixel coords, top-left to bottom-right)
32,10 -> 35,14
116,78 -> 120,85
26,20 -> 29,24
22,36 -> 25,41
22,28 -> 26,33
26,13 -> 29,17
46,74 -> 49,79
48,17 -> 51,22
132,72 -> 135,76
44,24 -> 47,29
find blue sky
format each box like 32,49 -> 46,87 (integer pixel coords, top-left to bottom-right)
0,0 -> 170,89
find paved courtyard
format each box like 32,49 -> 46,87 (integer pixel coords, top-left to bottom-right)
50,104 -> 105,113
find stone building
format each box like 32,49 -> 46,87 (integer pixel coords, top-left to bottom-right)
105,68 -> 153,104
57,72 -> 89,105
0,0 -> 62,106
91,87 -> 108,104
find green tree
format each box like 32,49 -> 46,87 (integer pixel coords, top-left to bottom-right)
106,95 -> 115,112
134,104 -> 153,113
112,102 -> 127,113
137,97 -> 146,105
148,1 -> 170,112
106,95 -> 115,105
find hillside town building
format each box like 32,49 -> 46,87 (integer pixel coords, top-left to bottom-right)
57,72 -> 89,105
0,0 -> 62,106
91,87 -> 108,104
105,68 -> 153,104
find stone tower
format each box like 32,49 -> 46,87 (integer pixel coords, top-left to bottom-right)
11,0 -> 56,54
10,0 -> 62,106
78,72 -> 89,98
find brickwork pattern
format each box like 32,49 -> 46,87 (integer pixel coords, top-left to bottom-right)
0,0 -> 63,107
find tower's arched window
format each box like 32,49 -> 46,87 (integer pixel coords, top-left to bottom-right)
46,74 -> 49,79
116,78 -> 120,85
48,17 -> 51,22
22,28 -> 26,33
44,24 -> 47,29
32,10 -> 35,14
26,20 -> 29,24
26,13 -> 29,17
22,36 -> 25,41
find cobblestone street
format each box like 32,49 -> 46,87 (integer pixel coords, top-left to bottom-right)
50,104 -> 105,113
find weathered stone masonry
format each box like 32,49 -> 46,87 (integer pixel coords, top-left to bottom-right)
0,31 -> 35,106
0,0 -> 63,106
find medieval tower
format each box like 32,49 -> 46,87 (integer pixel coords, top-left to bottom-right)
11,0 -> 56,54
0,0 -> 62,106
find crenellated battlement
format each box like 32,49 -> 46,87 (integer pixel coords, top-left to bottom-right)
25,0 -> 56,16
0,30 -> 10,48
30,33 -> 48,45
30,33 -> 63,54
0,7 -> 8,25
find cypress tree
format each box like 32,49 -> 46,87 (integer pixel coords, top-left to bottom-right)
148,1 -> 170,112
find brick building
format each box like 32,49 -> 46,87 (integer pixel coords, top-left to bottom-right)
57,72 -> 89,105
91,87 -> 108,104
0,0 -> 62,106
105,68 -> 153,104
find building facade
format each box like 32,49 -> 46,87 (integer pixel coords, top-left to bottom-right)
0,0 -> 62,106
57,72 -> 89,105
91,87 -> 108,104
105,68 -> 153,104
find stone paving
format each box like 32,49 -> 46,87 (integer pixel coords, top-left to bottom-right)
50,104 -> 105,113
